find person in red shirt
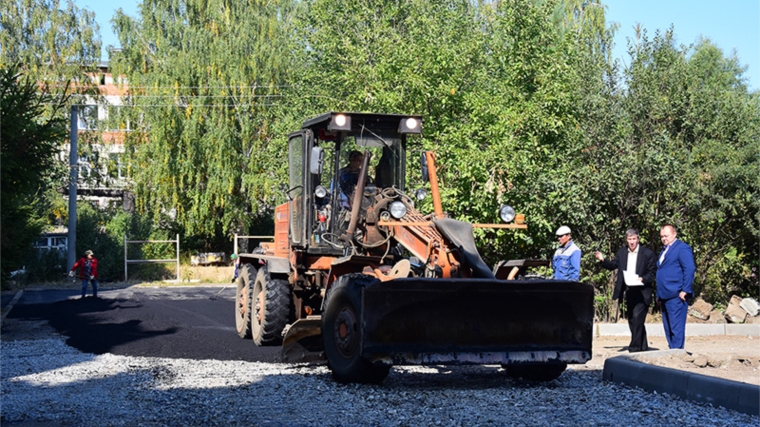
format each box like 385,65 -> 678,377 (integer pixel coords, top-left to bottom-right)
70,249 -> 98,298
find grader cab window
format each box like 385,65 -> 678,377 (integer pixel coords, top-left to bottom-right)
307,128 -> 405,249
289,134 -> 306,246
338,133 -> 403,193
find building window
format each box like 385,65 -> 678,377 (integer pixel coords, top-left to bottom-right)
34,236 -> 67,250
78,152 -> 98,178
108,153 -> 125,179
77,104 -> 99,130
107,105 -> 131,131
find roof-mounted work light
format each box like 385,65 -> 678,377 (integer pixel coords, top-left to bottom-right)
328,113 -> 351,131
398,117 -> 422,134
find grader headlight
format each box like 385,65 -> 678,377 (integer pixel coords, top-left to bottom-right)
328,113 -> 351,131
389,201 -> 407,219
499,205 -> 516,223
398,116 -> 422,134
315,185 -> 328,199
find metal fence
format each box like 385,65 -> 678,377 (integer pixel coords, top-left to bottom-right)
124,234 -> 180,282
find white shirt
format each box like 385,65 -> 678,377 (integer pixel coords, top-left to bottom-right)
659,240 -> 675,264
624,244 -> 641,286
626,244 -> 639,274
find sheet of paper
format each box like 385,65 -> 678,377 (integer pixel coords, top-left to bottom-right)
624,270 -> 643,286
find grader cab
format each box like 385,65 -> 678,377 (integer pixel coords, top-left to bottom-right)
234,112 -> 594,383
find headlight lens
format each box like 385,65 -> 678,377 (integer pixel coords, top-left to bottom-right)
315,185 -> 328,198
389,201 -> 407,219
414,188 -> 427,200
399,116 -> 422,134
499,205 -> 516,223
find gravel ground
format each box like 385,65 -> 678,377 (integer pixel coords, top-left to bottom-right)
2,334 -> 759,427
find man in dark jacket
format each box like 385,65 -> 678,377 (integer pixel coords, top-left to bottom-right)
595,229 -> 657,352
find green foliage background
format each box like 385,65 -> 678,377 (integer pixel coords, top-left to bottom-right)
2,0 -> 758,311
0,66 -> 70,282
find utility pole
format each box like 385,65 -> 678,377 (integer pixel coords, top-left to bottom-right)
67,106 -> 78,270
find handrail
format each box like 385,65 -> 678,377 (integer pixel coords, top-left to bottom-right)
124,234 -> 180,281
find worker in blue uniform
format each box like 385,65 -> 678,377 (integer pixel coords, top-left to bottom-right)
552,225 -> 581,281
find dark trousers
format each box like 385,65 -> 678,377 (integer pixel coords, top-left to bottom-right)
625,290 -> 649,351
661,297 -> 687,349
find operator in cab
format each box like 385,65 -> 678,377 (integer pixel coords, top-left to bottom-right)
337,150 -> 364,208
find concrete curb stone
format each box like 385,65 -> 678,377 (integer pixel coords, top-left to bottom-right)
595,323 -> 760,337
604,353 -> 760,417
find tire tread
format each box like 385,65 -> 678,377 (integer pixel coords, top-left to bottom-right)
252,267 -> 292,346
234,264 -> 256,339
322,274 -> 390,384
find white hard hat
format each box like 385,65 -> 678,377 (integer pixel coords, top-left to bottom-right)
555,225 -> 571,236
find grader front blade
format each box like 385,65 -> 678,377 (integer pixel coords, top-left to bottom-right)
360,278 -> 594,366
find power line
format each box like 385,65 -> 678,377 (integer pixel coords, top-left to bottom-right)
43,103 -> 278,107
44,84 -> 297,90
119,84 -> 296,89
65,94 -> 286,99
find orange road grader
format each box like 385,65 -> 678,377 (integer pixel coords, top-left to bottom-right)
234,112 -> 594,383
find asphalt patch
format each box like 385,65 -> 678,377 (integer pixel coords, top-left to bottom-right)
7,294 -> 282,363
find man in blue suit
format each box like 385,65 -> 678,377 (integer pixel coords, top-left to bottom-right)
656,225 -> 696,349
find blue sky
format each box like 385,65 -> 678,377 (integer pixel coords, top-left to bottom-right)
604,0 -> 759,91
76,0 -> 759,91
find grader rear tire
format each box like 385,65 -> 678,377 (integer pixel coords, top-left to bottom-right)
234,264 -> 257,339
251,266 -> 292,346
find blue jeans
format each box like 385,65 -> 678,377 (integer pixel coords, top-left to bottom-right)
81,278 -> 98,298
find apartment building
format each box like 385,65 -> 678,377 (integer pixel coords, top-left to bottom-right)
44,62 -> 133,250
63,61 -> 133,210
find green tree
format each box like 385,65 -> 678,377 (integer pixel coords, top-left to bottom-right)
1,0 -> 103,285
289,0 -> 605,258
674,39 -> 760,301
0,0 -> 101,94
579,28 -> 760,306
111,0 -> 296,238
0,66 -> 70,284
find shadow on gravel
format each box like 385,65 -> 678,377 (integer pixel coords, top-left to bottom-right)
380,366 -> 604,390
7,297 -> 178,355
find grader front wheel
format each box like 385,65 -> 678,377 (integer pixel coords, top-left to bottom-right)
322,274 -> 390,384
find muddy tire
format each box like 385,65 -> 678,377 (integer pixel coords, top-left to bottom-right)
251,266 -> 292,346
234,264 -> 257,339
322,274 -> 390,384
503,362 -> 567,381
